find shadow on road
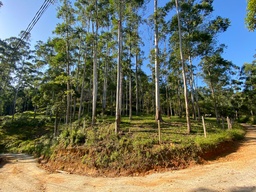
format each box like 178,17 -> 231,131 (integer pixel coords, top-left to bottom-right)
190,186 -> 256,192
0,153 -> 36,166
0,156 -> 8,168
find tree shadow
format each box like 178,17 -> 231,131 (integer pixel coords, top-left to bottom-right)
229,186 -> 256,192
190,186 -> 256,192
190,188 -> 218,192
0,156 -> 8,168
0,153 -> 36,166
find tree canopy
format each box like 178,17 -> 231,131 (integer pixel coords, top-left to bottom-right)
246,0 -> 256,31
0,0 -> 255,134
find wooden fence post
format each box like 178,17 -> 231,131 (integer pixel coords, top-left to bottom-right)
202,116 -> 207,138
227,116 -> 232,130
158,120 -> 161,144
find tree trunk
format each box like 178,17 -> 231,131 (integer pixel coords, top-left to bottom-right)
154,0 -> 162,121
209,72 -> 219,123
175,0 -> 191,133
129,73 -> 132,120
102,50 -> 108,115
65,15 -> 71,126
135,53 -> 139,116
177,83 -> 182,118
120,60 -> 123,115
92,0 -> 98,125
72,96 -> 76,121
166,86 -> 170,117
188,56 -> 197,120
115,17 -> 122,134
12,88 -> 18,121
33,105 -> 37,119
128,36 -> 133,120
54,112 -> 59,138
194,81 -> 201,120
78,55 -> 87,121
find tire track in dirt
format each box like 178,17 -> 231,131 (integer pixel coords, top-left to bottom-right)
0,124 -> 256,192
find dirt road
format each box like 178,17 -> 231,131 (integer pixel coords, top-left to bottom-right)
1,124 -> 256,192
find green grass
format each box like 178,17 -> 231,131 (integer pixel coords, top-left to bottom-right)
0,112 -> 246,175
0,111 -> 54,156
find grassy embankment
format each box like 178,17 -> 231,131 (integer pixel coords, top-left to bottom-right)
0,112 -> 246,176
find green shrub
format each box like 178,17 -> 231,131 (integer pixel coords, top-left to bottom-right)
2,117 -> 46,129
71,130 -> 86,144
228,128 -> 245,140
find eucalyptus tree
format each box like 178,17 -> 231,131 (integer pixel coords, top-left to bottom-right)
174,0 -> 214,120
199,46 -> 237,122
98,31 -> 115,115
91,0 -> 99,125
92,0 -> 113,123
174,0 -> 191,133
147,0 -> 169,121
74,0 -> 92,121
35,38 -> 69,134
240,62 -> 256,117
154,0 -> 162,122
0,39 -> 14,115
40,68 -> 67,137
110,0 -> 123,133
55,0 -> 76,125
246,0 -> 256,31
0,40 -> 11,89
124,2 -> 145,118
167,0 -> 228,119
3,32 -> 35,120
75,0 -> 113,124
167,69 -> 183,117
110,0 -> 145,134
163,0 -> 230,130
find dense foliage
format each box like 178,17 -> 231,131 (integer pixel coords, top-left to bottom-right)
0,1 -> 254,172
0,0 -> 255,128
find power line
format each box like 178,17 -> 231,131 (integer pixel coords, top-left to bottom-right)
17,0 -> 55,48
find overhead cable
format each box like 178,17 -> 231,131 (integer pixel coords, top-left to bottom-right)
17,0 -> 54,48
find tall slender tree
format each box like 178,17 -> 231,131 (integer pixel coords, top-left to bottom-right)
154,0 -> 162,122
55,0 -> 76,125
175,0 -> 191,133
200,45 -> 237,122
92,0 -> 99,125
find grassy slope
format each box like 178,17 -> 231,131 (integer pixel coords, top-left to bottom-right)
0,113 -> 246,176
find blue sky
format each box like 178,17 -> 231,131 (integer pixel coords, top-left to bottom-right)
0,0 -> 255,70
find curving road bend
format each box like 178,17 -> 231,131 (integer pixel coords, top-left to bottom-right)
0,124 -> 256,192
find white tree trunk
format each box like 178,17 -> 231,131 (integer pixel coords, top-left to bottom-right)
154,0 -> 161,121
92,0 -> 98,125
175,0 -> 191,133
115,17 -> 122,134
135,53 -> 139,116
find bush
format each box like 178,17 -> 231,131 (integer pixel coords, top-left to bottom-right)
2,117 -> 46,129
237,116 -> 250,123
71,130 -> 86,144
195,127 -> 245,151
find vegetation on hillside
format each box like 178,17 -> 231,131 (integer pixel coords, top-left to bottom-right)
0,0 -> 254,175
0,112 -> 245,176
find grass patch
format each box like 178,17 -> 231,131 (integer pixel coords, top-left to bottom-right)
0,112 -> 53,157
0,113 -> 246,176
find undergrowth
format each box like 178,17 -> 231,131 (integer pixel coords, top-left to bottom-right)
49,117 -> 246,175
0,114 -> 246,175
